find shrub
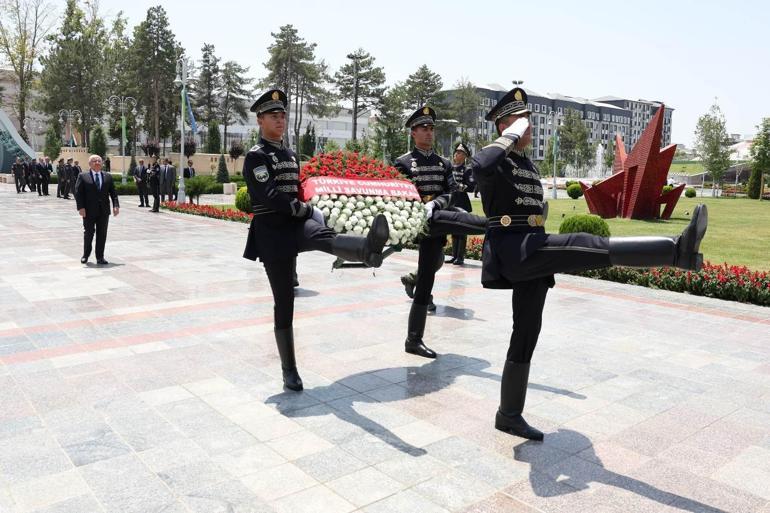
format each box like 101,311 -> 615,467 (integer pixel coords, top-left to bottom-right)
216,154 -> 230,183
114,182 -> 138,195
685,187 -> 697,198
205,181 -> 223,194
662,185 -> 674,194
89,125 -> 107,158
559,214 -> 610,237
206,121 -> 221,154
566,183 -> 584,199
235,186 -> 251,214
747,165 -> 763,199
184,175 -> 214,204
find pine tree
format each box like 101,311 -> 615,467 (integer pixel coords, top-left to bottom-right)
206,120 -> 221,154
371,84 -> 408,162
38,0 -> 109,147
190,43 -> 221,123
404,64 -> 443,110
128,6 -> 179,141
89,125 -> 107,158
128,154 -> 137,179
220,60 -> 251,151
43,121 -> 62,161
334,49 -> 386,140
448,78 -> 481,143
604,136 -> 617,171
216,153 -> 230,183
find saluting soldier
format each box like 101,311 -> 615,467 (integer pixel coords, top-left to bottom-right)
446,142 -> 475,265
470,87 -> 709,440
242,89 -> 390,392
394,106 -> 487,359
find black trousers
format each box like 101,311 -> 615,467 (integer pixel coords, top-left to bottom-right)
137,180 -> 149,206
498,232 -> 611,363
14,175 -> 23,193
412,209 -> 486,305
41,176 -> 49,195
62,181 -> 71,198
261,220 -> 348,328
56,179 -> 62,197
151,183 -> 160,211
83,215 -> 109,260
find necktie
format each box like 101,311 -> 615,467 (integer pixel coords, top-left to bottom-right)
96,173 -> 101,190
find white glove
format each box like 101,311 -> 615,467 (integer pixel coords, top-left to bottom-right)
502,117 -> 530,139
310,206 -> 325,225
424,201 -> 436,220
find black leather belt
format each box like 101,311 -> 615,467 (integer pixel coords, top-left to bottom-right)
488,214 -> 545,229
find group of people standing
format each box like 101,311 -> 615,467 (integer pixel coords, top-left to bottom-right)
130,156 -> 189,211
11,156 -> 55,196
243,86 -> 710,442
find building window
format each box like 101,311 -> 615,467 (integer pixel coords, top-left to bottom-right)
534,104 -> 540,112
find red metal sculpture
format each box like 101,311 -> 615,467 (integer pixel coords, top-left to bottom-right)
581,105 -> 683,219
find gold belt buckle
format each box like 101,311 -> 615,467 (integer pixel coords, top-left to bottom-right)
527,214 -> 544,227
422,195 -> 433,203
500,215 -> 512,227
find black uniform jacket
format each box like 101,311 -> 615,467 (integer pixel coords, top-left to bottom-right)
242,138 -> 313,263
470,134 -> 551,289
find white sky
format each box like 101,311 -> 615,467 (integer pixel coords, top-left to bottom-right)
92,0 -> 770,146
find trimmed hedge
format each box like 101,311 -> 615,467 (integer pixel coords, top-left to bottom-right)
685,187 -> 696,198
662,185 -> 674,194
559,214 -> 610,237
235,186 -> 251,213
566,183 -> 584,199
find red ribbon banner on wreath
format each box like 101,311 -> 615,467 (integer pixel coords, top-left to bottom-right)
301,176 -> 421,202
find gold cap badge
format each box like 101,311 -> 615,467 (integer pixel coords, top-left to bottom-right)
514,90 -> 523,101
271,91 -> 279,100
423,107 -> 430,115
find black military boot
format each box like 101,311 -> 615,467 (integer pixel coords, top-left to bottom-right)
330,214 -> 389,267
427,294 -> 436,312
453,237 -> 466,266
404,303 -> 436,358
274,328 -> 303,391
495,361 -> 543,440
401,272 -> 416,299
609,204 -> 708,271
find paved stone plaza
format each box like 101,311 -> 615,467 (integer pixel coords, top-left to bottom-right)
1,183 -> 769,513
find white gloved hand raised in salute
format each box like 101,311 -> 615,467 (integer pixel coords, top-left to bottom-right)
502,117 -> 530,140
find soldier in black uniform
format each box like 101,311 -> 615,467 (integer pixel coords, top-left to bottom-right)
471,88 -> 709,441
394,106 -> 487,359
61,158 -> 74,199
242,89 -> 390,392
148,156 -> 161,212
12,157 -> 24,194
56,159 -> 65,197
22,159 -> 32,192
446,142 -> 475,265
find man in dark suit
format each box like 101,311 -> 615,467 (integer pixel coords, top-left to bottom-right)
37,158 -> 52,196
56,159 -> 65,197
183,160 -> 195,179
74,154 -> 120,265
134,158 -> 149,207
160,158 -> 176,202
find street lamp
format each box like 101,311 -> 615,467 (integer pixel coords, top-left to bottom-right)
174,56 -> 191,204
105,95 -> 137,184
548,110 -> 559,199
58,109 -> 82,148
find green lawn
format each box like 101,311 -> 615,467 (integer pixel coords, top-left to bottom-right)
669,161 -> 705,175
470,197 -> 770,271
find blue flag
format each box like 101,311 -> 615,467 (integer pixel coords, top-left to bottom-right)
184,89 -> 197,134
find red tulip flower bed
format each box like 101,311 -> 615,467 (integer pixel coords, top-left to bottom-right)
161,201 -> 252,223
